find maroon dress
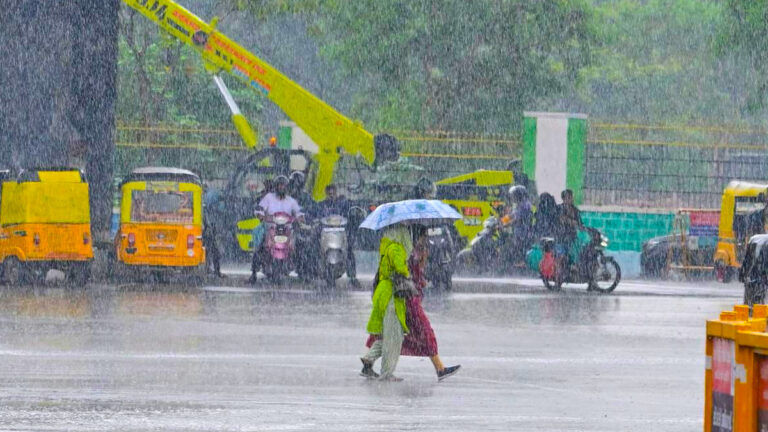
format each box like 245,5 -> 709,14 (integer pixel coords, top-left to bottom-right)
366,249 -> 439,357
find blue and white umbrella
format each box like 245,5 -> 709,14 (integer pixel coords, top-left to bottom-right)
359,199 -> 462,231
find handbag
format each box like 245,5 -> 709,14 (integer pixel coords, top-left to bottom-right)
392,273 -> 418,299
372,244 -> 417,298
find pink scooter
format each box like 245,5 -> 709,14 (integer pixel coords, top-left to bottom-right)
263,212 -> 295,282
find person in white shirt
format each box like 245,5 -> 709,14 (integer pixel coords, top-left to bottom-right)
249,175 -> 305,283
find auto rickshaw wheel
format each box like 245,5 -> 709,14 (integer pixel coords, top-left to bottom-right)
152,271 -> 171,284
68,262 -> 91,287
3,257 -> 30,286
323,266 -> 337,290
715,260 -> 733,283
542,275 -> 561,291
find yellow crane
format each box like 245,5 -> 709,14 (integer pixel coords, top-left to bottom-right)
121,0 -> 399,200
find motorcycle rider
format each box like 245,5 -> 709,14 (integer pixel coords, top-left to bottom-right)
410,177 -> 457,288
412,177 -> 437,200
289,171 -> 316,215
288,171 -> 318,279
506,185 -> 534,265
202,185 -> 224,278
314,184 -> 360,288
249,175 -> 305,283
557,189 -> 586,273
534,192 -> 559,239
747,192 -> 768,239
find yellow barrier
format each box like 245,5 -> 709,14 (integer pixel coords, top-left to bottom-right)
705,305 -> 768,432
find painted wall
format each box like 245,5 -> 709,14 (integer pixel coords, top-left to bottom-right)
581,208 -> 676,278
581,210 -> 674,252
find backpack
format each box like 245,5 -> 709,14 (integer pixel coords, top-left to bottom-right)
540,251 -> 556,279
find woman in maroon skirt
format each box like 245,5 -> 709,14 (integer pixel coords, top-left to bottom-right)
366,226 -> 461,381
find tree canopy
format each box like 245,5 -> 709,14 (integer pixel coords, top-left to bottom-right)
117,0 -> 768,135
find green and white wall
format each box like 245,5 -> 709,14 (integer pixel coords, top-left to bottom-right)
522,112 -> 587,204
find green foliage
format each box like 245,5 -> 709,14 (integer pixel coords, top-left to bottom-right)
117,11 -> 263,126
311,0 -> 599,133
117,5 -> 263,178
114,0 -> 768,186
306,0 -> 768,128
234,0 -> 321,18
569,0 -> 740,123
717,0 -> 768,113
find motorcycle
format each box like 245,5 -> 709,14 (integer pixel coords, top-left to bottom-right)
426,225 -> 456,291
319,214 -> 349,287
262,212 -> 295,282
304,206 -> 365,288
538,227 -> 621,293
455,216 -> 502,275
455,214 -> 531,276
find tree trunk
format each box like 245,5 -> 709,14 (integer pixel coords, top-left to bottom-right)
0,0 -> 119,234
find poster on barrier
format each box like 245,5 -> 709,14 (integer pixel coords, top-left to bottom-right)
712,337 -> 734,432
759,356 -> 768,432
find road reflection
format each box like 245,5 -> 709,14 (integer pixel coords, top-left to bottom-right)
0,282 -> 622,330
422,290 -> 621,326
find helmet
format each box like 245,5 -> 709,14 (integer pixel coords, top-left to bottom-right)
274,175 -> 289,186
414,177 -> 436,199
289,171 -> 305,185
507,185 -> 528,203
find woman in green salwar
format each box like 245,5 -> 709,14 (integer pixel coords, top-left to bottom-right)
360,225 -> 413,381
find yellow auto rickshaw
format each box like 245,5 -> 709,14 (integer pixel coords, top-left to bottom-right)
114,167 -> 205,279
713,180 -> 768,282
435,170 -> 517,244
0,168 -> 93,285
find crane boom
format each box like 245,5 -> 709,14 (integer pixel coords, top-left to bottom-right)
122,0 -> 398,199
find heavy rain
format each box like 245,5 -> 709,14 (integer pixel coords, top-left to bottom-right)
0,0 -> 765,430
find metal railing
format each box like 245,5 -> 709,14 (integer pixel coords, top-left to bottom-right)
116,120 -> 768,210
115,123 -> 521,182
584,122 -> 768,209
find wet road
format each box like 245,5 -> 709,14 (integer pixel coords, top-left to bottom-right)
0,275 -> 741,431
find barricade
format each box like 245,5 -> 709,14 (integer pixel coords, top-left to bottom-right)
704,304 -> 768,432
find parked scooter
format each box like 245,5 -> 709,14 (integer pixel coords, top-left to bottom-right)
262,212 -> 295,282
426,225 -> 456,291
538,227 -> 621,293
318,214 -> 348,287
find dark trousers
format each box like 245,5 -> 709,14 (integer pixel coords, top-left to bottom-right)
203,228 -> 221,275
251,246 -> 263,276
346,229 -> 357,278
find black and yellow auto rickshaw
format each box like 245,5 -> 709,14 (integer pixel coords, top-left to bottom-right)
114,167 -> 205,279
0,168 -> 93,285
714,180 -> 768,282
